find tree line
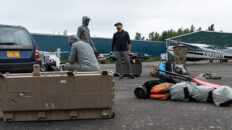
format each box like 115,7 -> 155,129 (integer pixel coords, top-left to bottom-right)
134,24 -> 217,41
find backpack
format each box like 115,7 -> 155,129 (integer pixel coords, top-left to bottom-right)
170,82 -> 195,101
150,83 -> 174,100
191,85 -> 214,103
175,64 -> 188,74
134,80 -> 163,99
165,61 -> 176,72
151,83 -> 174,94
150,93 -> 171,100
213,86 -> 232,106
158,63 -> 166,74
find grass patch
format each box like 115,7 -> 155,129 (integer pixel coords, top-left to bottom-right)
99,60 -> 116,64
60,59 -> 68,64
61,57 -> 160,65
143,57 -> 160,62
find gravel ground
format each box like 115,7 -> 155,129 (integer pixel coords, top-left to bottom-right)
0,62 -> 232,130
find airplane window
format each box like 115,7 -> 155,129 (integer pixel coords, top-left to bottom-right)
191,46 -> 196,51
196,48 -> 202,51
207,46 -> 215,50
188,46 -> 195,51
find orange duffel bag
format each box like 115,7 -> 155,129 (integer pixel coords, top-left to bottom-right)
150,83 -> 174,100
150,93 -> 170,100
150,83 -> 174,94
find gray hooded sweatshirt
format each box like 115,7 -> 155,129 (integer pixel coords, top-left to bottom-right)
68,35 -> 100,71
77,16 -> 95,49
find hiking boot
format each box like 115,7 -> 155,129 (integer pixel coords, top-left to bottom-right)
119,75 -> 124,79
128,74 -> 135,79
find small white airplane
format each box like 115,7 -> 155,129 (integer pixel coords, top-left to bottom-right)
166,40 -> 232,62
220,47 -> 232,54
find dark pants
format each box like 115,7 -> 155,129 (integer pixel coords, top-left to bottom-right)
116,51 -> 131,75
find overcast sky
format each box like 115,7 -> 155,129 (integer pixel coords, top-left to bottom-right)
1,0 -> 232,39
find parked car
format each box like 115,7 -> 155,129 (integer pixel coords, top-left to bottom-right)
107,52 -> 137,61
0,24 -> 41,73
136,53 -> 153,61
108,52 -> 116,61
97,53 -> 107,64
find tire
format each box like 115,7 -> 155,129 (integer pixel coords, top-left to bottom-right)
114,73 -> 119,77
134,74 -> 140,77
134,85 -> 147,99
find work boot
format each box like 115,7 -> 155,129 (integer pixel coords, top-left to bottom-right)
128,74 -> 135,79
119,75 -> 124,79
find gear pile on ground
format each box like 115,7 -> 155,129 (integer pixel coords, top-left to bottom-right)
135,80 -> 232,107
135,61 -> 232,107
150,61 -> 188,77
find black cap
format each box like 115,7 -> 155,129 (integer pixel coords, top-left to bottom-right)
114,22 -> 123,26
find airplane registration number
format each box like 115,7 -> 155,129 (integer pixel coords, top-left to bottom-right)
203,52 -> 224,58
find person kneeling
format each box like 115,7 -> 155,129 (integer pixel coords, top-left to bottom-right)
64,35 -> 100,72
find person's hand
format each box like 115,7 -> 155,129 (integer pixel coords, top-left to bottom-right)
93,48 -> 97,51
110,51 -> 113,55
128,50 -> 131,55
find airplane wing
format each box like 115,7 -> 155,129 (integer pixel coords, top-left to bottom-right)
220,48 -> 232,54
167,39 -> 200,48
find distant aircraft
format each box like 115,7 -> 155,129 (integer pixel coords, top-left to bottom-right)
166,40 -> 232,62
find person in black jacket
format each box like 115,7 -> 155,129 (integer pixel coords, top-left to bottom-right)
110,22 -> 134,79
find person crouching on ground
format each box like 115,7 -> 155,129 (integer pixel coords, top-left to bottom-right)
110,22 -> 134,79
64,35 -> 100,72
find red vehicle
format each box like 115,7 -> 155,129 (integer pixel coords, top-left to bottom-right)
97,54 -> 107,64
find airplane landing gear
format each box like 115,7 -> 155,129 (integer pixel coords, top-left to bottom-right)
220,59 -> 228,63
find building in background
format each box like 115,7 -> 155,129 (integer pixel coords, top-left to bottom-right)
32,33 -> 166,60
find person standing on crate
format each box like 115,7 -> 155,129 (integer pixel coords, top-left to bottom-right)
110,22 -> 134,79
77,16 -> 98,55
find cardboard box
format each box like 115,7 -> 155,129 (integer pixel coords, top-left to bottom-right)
0,65 -> 115,121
